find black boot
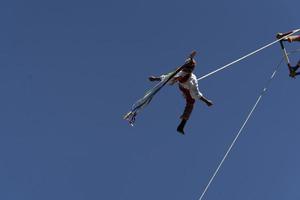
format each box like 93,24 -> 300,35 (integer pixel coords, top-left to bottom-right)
177,119 -> 187,135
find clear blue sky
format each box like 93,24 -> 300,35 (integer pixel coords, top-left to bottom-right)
1,0 -> 300,199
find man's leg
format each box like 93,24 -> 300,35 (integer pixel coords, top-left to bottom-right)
177,119 -> 187,134
276,31 -> 293,40
177,86 -> 195,134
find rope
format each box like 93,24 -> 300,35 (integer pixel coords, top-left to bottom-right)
197,57 -> 285,200
197,29 -> 300,81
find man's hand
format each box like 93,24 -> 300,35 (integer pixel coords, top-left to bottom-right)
205,100 -> 213,107
148,76 -> 161,82
200,97 -> 213,107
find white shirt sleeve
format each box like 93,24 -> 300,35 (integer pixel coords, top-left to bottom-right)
159,70 -> 186,85
187,74 -> 203,99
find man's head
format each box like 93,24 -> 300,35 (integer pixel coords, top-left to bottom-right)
183,58 -> 196,73
183,51 -> 197,73
190,50 -> 197,59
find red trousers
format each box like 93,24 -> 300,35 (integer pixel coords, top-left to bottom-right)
178,85 -> 195,120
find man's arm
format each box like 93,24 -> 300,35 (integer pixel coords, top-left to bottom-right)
200,96 -> 213,107
148,75 -> 179,84
149,70 -> 183,84
148,76 -> 162,82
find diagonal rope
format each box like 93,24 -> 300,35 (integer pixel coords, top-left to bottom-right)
197,29 -> 300,81
197,57 -> 285,200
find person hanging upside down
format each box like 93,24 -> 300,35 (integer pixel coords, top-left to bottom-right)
148,51 -> 213,134
277,31 -> 300,77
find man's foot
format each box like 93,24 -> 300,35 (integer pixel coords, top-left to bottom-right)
177,119 -> 187,135
276,33 -> 290,41
177,126 -> 185,134
290,67 -> 298,78
276,33 -> 283,39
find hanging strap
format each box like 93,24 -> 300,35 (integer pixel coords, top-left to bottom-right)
279,41 -> 292,74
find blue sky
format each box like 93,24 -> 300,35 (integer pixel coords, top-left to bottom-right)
1,0 -> 300,199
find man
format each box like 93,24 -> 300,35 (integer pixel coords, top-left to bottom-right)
277,31 -> 300,42
277,31 -> 300,77
148,51 -> 213,134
